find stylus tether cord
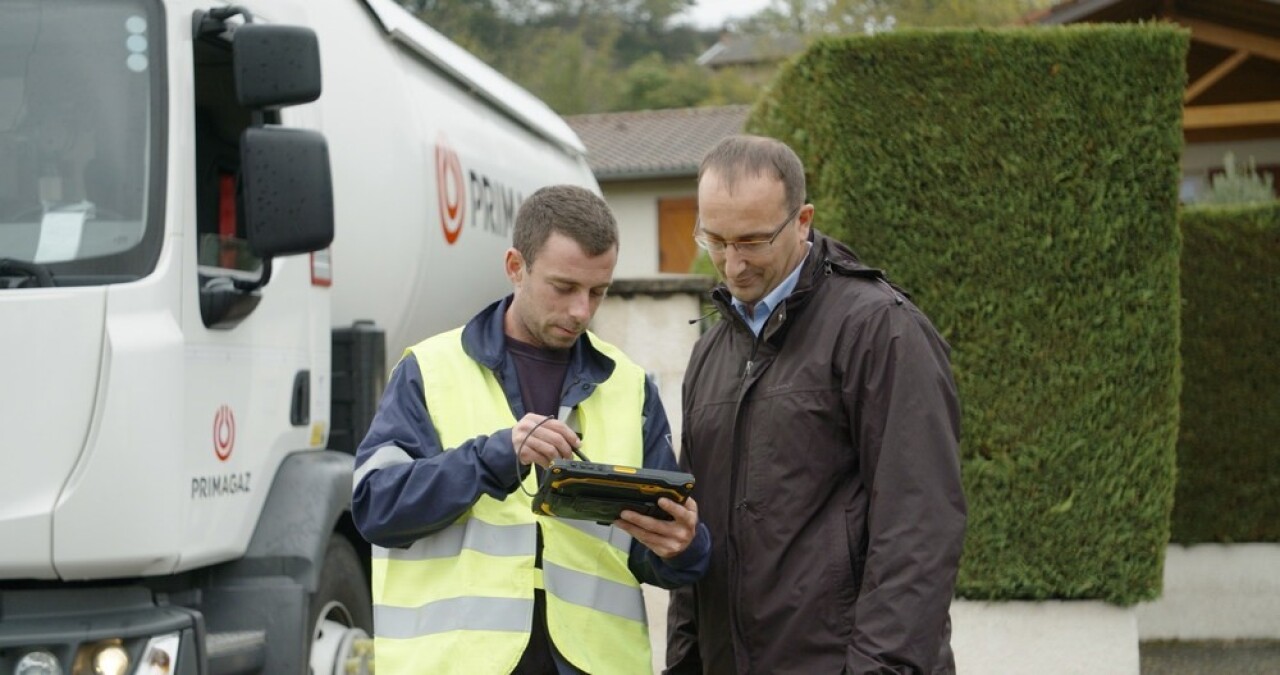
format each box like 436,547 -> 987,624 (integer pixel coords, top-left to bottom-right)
514,414 -> 589,498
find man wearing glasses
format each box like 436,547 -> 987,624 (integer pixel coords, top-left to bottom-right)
666,135 -> 966,674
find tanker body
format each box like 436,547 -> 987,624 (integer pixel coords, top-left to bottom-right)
0,1 -> 597,673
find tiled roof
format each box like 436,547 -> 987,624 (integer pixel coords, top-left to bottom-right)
565,105 -> 751,180
696,33 -> 806,68
1019,0 -> 1118,25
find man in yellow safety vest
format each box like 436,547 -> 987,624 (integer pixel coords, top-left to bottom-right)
352,184 -> 710,674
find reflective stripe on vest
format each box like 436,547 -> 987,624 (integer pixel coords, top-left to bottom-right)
370,327 -> 651,675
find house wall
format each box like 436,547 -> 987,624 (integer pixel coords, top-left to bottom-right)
590,276 -> 712,451
601,178 -> 698,277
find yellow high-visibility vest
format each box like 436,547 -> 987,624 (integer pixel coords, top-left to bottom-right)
370,327 -> 651,674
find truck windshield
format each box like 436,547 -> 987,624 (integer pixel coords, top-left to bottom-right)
0,0 -> 165,287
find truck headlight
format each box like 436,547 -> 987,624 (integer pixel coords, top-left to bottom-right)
87,643 -> 128,675
13,650 -> 61,675
68,640 -> 127,675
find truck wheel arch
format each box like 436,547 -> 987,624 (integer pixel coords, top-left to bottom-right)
230,449 -> 369,592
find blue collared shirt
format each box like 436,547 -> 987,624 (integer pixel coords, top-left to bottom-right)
731,243 -> 811,336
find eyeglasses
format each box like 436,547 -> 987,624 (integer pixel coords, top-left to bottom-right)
694,205 -> 801,256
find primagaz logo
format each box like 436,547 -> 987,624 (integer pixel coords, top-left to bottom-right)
435,135 -> 466,245
434,134 -> 525,245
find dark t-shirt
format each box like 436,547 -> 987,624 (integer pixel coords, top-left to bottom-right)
506,336 -> 570,418
506,335 -> 576,675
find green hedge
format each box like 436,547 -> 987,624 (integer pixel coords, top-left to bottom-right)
1173,204 -> 1280,543
751,25 -> 1187,604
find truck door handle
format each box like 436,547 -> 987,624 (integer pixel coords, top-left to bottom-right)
290,370 -> 310,427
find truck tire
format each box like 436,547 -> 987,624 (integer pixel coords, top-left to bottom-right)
309,535 -> 373,675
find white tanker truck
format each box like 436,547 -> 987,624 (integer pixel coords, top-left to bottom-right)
0,1 -> 598,673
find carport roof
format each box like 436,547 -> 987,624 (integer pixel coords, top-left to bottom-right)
1026,0 -> 1280,143
1026,0 -> 1280,35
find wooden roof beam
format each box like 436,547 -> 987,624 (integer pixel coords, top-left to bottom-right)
1169,14 -> 1280,63
1184,50 -> 1249,103
1184,101 -> 1280,130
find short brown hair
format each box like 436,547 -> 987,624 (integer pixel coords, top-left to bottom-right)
698,135 -> 807,211
513,185 -> 618,266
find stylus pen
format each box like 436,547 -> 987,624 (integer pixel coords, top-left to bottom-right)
557,406 -> 590,462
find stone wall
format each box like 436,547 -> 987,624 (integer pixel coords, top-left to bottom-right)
591,275 -> 715,454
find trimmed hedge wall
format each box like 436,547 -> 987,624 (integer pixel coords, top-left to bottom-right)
751,25 -> 1187,604
1173,204 -> 1280,543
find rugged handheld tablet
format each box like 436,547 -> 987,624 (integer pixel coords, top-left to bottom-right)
532,459 -> 695,525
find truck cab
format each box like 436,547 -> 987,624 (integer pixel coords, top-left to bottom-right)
0,1 -> 597,673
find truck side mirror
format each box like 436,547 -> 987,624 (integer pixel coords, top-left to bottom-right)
240,126 -> 334,258
233,23 -> 322,109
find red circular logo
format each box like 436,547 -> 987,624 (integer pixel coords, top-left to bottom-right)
436,136 -> 465,245
213,405 -> 236,461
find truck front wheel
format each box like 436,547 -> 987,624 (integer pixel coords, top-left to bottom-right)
309,535 -> 373,675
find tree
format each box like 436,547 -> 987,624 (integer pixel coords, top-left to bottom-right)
401,0 -> 1064,115
406,0 -> 740,114
616,53 -> 711,111
512,22 -> 622,114
403,1 -> 514,61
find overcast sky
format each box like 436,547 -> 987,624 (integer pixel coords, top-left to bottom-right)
674,0 -> 774,29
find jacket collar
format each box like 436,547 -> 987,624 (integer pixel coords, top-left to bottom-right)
460,295 -> 617,407
710,230 -> 874,311
707,230 -> 893,342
